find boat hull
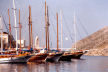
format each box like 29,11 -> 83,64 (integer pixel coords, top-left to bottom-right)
46,53 -> 63,62
59,51 -> 84,61
59,54 -> 73,61
28,53 -> 48,62
71,52 -> 83,59
0,55 -> 32,63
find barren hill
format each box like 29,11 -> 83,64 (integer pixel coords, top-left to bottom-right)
72,26 -> 108,56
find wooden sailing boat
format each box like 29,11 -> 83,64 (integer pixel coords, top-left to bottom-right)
45,4 -> 63,62
59,11 -> 86,61
0,0 -> 32,63
0,15 -> 31,63
27,5 -> 48,62
60,12 -> 85,61
59,11 -> 74,61
29,0 -> 63,62
70,12 -> 85,59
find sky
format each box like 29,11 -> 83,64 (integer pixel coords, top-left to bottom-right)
0,0 -> 108,48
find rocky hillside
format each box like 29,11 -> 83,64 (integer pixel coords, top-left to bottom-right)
72,26 -> 108,56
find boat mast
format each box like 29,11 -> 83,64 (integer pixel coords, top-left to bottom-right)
47,6 -> 50,51
8,9 -> 11,49
28,5 -> 32,49
13,0 -> 18,54
56,13 -> 59,50
60,10 -> 63,49
19,9 -> 22,50
28,6 -> 31,49
45,0 -> 48,50
0,16 -> 3,54
74,12 -> 77,50
31,20 -> 33,48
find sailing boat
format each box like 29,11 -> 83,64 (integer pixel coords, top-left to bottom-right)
0,16 -> 31,63
27,5 -> 48,62
0,0 -> 32,63
59,12 -> 86,61
45,5 -> 63,62
59,11 -> 74,61
28,0 -> 63,63
28,36 -> 48,62
70,12 -> 86,59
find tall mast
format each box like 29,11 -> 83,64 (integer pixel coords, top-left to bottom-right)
31,21 -> 33,48
45,0 -> 48,49
47,6 -> 50,50
74,12 -> 77,50
28,5 -> 31,48
13,0 -> 18,54
60,10 -> 63,49
19,9 -> 22,50
56,13 -> 59,50
0,16 -> 3,53
8,9 -> 11,49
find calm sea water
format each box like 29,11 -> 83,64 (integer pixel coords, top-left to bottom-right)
0,56 -> 108,72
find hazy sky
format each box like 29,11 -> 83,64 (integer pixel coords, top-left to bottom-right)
0,0 -> 108,48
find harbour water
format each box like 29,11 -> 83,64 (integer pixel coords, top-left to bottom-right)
0,56 -> 108,72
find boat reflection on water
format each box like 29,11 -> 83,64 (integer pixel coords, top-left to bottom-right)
0,56 -> 108,72
72,59 -> 78,72
0,63 -> 49,72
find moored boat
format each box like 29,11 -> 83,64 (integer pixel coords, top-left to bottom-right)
59,50 -> 87,61
71,51 -> 87,59
0,52 -> 32,63
43,1 -> 63,62
28,53 -> 48,62
46,52 -> 63,62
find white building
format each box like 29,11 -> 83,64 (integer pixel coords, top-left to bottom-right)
0,32 -> 8,48
0,32 -> 8,44
17,40 -> 25,48
35,36 -> 40,49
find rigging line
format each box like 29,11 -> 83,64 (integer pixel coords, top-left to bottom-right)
19,17 -> 27,31
20,9 -> 28,23
62,13 -> 74,43
40,0 -> 44,10
48,7 -> 61,37
15,0 -> 20,9
49,19 -> 56,36
76,23 -> 82,40
40,20 -> 45,44
48,7 -> 56,19
1,13 -> 9,33
16,1 -> 29,26
49,31 -> 53,48
40,27 -> 45,47
39,0 -> 46,33
2,10 -> 16,43
32,0 -> 44,19
47,7 -> 56,36
2,17 -> 8,32
76,15 -> 88,36
62,14 -> 73,38
37,28 -> 44,36
38,4 -> 45,30
0,7 -> 7,16
49,7 -> 72,43
48,7 -> 57,24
